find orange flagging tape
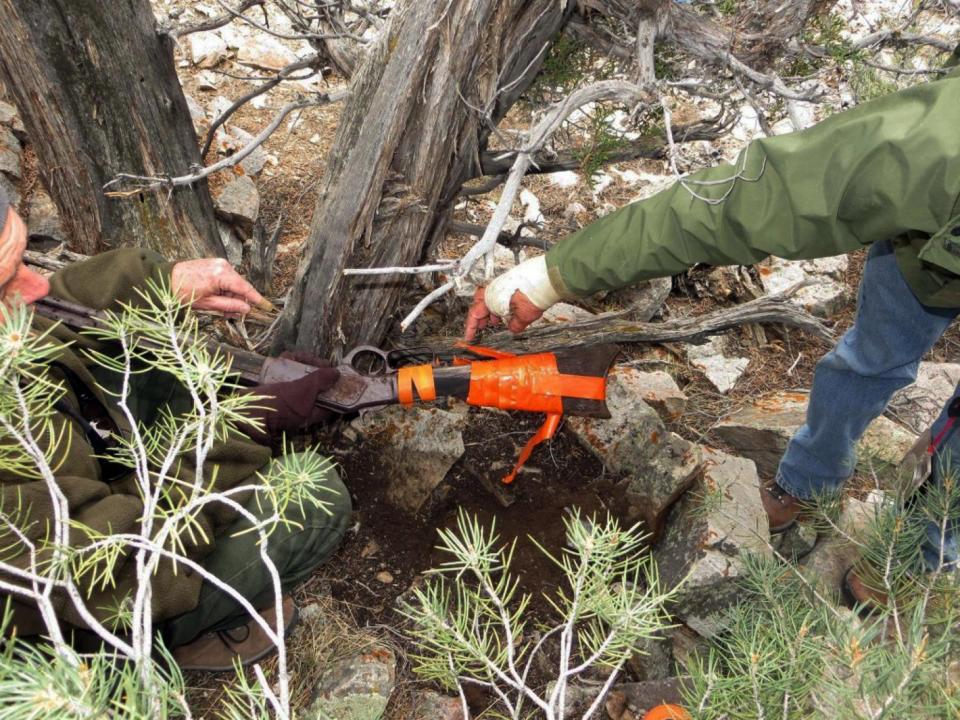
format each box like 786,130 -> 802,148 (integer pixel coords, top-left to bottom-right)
465,353 -> 605,412
502,413 -> 562,484
459,345 -> 606,483
396,364 -> 437,407
397,344 -> 608,483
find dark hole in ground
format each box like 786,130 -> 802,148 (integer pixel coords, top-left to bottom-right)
317,406 -> 635,627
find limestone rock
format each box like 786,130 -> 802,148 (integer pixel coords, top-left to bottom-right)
182,93 -> 206,125
687,337 -> 749,394
631,370 -> 688,422
188,31 -> 228,68
800,492 -> 887,598
349,404 -> 468,514
653,448 -> 770,637
568,366 -> 702,540
757,256 -> 851,317
857,416 -> 917,489
0,174 -> 20,212
536,302 -> 593,325
214,175 -> 260,233
714,391 -> 917,485
0,125 -> 22,179
304,647 -> 395,720
888,362 -> 960,433
772,519 -> 818,561
26,190 -> 68,246
217,221 -> 243,268
0,100 -> 26,142
609,678 -> 687,718
0,100 -> 17,128
226,126 -> 267,176
608,276 -> 672,322
194,70 -> 219,91
454,244 -> 523,298
405,691 -> 464,720
236,37 -> 298,72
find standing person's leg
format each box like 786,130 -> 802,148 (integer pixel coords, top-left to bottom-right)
773,240 -> 958,508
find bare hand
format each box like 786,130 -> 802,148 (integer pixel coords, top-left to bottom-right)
463,286 -> 543,341
171,258 -> 264,314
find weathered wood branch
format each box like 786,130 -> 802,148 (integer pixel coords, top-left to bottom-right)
276,0 -> 575,358
425,289 -> 833,354
476,116 -> 729,176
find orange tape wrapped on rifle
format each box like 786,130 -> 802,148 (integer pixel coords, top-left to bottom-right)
396,347 -> 608,483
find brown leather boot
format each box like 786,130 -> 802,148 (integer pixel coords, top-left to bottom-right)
842,565 -> 889,615
172,595 -> 298,672
760,480 -> 806,533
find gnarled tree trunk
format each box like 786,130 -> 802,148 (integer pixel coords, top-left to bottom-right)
277,0 -> 574,357
0,0 -> 223,258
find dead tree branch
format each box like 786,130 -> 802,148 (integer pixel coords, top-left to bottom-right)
200,53 -> 323,158
168,0 -> 266,39
104,92 -> 347,193
424,286 -> 833,354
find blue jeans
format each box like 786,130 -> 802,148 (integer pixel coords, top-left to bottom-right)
776,239 -> 960,569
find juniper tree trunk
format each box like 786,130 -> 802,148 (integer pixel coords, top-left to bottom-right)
0,0 -> 223,258
277,0 -> 574,357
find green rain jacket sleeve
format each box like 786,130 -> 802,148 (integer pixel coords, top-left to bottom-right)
545,71 -> 960,299
47,247 -> 176,310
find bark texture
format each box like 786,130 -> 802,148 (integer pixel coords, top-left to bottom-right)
0,0 -> 223,258
278,0 -> 574,357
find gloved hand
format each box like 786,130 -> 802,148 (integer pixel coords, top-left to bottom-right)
239,351 -> 340,443
464,256 -> 563,341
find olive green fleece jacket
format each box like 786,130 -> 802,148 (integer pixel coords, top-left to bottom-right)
0,248 -> 271,631
546,66 -> 960,307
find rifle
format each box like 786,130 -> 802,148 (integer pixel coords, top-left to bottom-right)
33,296 -> 618,482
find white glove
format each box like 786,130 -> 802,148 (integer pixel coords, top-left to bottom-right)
484,256 -> 563,318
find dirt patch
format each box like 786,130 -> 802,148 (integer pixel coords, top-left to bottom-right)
317,407 -> 627,627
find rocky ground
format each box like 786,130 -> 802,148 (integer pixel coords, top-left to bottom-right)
3,0 -> 959,718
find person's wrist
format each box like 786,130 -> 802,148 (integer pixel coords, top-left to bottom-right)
484,256 -> 563,317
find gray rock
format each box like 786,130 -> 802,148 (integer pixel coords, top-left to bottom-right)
653,448 -> 770,638
227,126 -> 267,176
188,31 -> 228,68
626,632 -> 675,682
217,221 -> 243,267
888,362 -> 960,433
0,100 -> 17,128
568,366 -> 702,540
214,175 -> 260,233
687,337 -> 749,394
0,174 -> 20,211
608,276 -> 672,322
194,70 -> 219,91
714,391 -> 917,484
236,37 -> 298,72
349,404 -> 468,514
26,190 -> 68,246
456,244 -> 522,298
608,677 -> 688,717
758,256 -> 851,317
405,691 -> 464,720
304,646 -> 395,720
0,125 -> 22,179
183,93 -> 206,125
631,370 -> 688,422
773,519 -> 818,560
536,301 -> 593,325
801,492 -> 887,598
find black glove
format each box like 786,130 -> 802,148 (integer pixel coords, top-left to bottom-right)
239,351 -> 340,443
